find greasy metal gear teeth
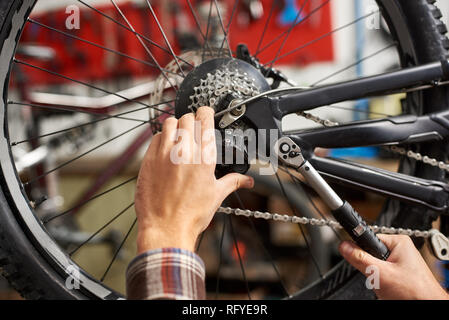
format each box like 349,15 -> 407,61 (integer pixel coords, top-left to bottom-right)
188,66 -> 260,112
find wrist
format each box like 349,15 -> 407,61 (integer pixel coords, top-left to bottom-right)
137,227 -> 198,254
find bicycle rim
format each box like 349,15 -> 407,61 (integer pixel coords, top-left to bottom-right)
0,0 -> 447,300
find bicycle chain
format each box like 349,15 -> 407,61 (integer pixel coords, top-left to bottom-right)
216,206 -> 434,238
218,95 -> 446,237
185,67 -> 446,238
388,145 -> 449,173
296,111 -> 340,127
287,109 -> 449,237
297,111 -> 449,173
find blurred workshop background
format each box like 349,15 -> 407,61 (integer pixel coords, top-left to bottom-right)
1,0 -> 449,299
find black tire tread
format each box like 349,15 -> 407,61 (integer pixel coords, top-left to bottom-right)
0,0 -> 84,300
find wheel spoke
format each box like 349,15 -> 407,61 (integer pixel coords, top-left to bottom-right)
227,207 -> 251,299
263,9 -> 379,66
233,191 -> 289,297
14,59 -> 171,113
69,202 -> 134,256
218,0 -> 240,56
76,0 -> 193,68
255,0 -> 331,57
202,0 -> 215,61
273,171 -> 323,279
312,43 -> 397,86
265,0 -> 309,72
109,0 -> 179,93
9,99 -> 174,146
23,122 -> 146,186
187,0 -> 211,51
212,0 -> 232,57
144,0 -> 186,77
26,19 -> 182,78
9,101 -> 146,125
43,176 -> 137,223
101,218 -> 137,282
255,0 -> 276,55
7,0 -> 428,298
215,213 -> 226,299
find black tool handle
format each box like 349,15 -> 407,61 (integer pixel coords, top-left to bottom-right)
332,201 -> 390,261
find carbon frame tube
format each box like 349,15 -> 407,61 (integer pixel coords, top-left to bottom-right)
272,60 -> 449,117
285,111 -> 449,150
305,155 -> 449,213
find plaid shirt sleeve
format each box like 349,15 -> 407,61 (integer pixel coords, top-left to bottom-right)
126,248 -> 206,300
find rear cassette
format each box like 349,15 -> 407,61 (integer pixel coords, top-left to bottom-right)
175,58 -> 270,177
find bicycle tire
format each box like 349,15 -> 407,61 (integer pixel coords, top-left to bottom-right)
0,0 -> 447,300
294,0 -> 449,299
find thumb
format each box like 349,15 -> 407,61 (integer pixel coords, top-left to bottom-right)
217,173 -> 254,197
339,241 -> 383,276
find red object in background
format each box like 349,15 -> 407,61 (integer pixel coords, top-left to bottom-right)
231,240 -> 247,262
19,2 -> 172,85
228,0 -> 334,66
18,0 -> 333,86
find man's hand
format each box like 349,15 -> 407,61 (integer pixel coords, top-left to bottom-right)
339,234 -> 449,300
135,107 -> 254,254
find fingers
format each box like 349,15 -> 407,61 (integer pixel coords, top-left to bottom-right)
377,234 -> 412,250
178,112 -> 195,139
161,108 -> 214,147
159,108 -> 216,163
339,241 -> 384,276
148,133 -> 161,154
196,107 -> 216,164
195,106 -> 215,144
217,173 -> 254,197
160,117 -> 178,152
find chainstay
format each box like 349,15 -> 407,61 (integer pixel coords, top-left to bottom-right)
296,111 -> 449,173
208,66 -> 446,239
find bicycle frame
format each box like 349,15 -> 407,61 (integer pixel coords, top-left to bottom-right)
275,60 -> 449,117
243,59 -> 449,214
24,60 -> 449,216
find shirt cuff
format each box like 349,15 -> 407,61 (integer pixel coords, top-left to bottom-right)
126,248 -> 206,300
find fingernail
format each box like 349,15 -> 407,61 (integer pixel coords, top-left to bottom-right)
339,241 -> 354,256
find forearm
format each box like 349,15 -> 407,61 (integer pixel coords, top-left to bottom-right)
126,248 -> 206,300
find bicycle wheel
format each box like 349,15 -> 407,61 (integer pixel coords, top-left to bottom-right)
0,0 -> 447,300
